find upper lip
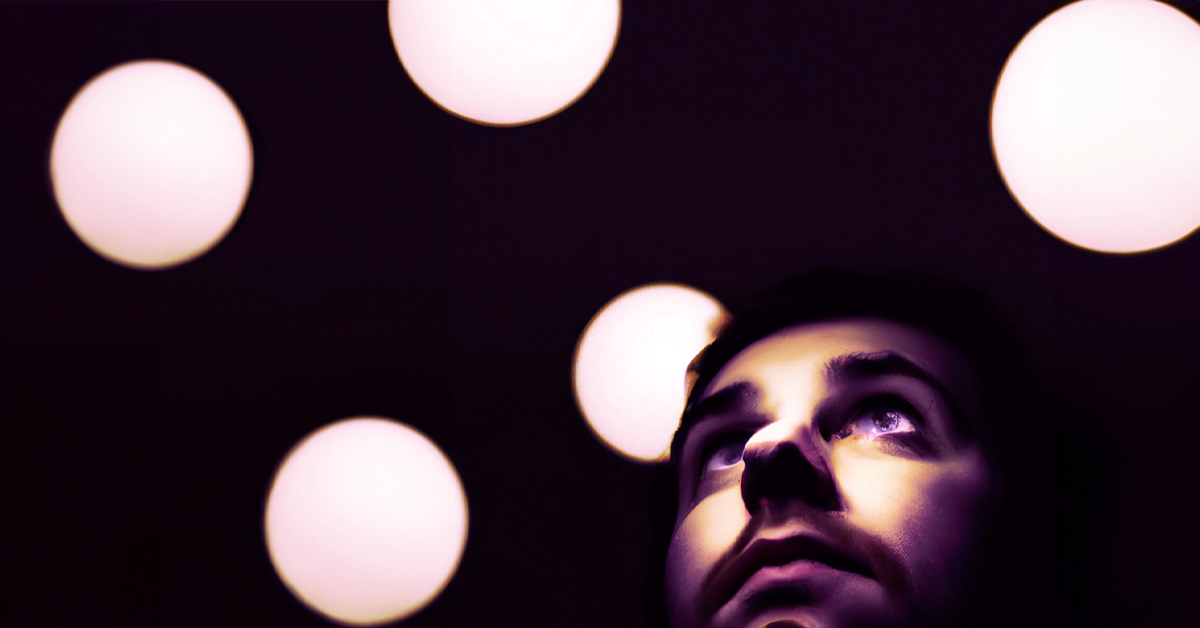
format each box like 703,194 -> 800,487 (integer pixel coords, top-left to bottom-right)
700,533 -> 875,617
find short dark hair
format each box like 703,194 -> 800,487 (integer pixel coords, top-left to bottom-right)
646,268 -> 1112,627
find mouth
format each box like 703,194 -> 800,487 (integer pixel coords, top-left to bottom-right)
700,534 -> 875,619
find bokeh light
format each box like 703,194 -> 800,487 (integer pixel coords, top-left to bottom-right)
991,0 -> 1200,253
573,284 -> 728,462
388,0 -> 621,126
264,418 -> 468,626
49,60 -> 253,269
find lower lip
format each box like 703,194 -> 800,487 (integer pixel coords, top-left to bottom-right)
752,558 -> 843,579
735,559 -> 852,601
712,561 -> 873,627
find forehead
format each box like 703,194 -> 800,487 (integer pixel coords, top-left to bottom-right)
704,317 -> 981,410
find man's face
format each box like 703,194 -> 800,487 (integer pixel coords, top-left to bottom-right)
666,318 -> 995,628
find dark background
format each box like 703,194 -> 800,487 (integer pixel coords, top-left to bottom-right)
2,1 -> 1197,627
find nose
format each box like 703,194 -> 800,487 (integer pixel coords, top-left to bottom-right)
740,426 -> 841,515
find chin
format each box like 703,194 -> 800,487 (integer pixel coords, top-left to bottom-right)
729,609 -> 824,628
703,595 -> 919,628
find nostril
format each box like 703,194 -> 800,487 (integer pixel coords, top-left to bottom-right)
741,440 -> 839,514
742,442 -> 805,501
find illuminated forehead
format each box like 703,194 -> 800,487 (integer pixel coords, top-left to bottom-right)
703,317 -> 981,415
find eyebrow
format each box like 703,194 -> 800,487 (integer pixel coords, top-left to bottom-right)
825,351 -> 946,392
670,351 -> 973,464
670,382 -> 761,464
827,350 -> 975,439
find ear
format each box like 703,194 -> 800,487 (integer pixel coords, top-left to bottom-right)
684,365 -> 700,403
684,311 -> 730,403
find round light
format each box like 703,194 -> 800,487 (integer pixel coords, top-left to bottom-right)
991,0 -> 1200,253
388,0 -> 621,126
573,284 -> 728,462
264,418 -> 468,626
49,60 -> 253,269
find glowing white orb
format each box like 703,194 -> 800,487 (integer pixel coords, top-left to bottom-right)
264,418 -> 468,626
991,0 -> 1200,253
573,284 -> 728,462
388,0 -> 621,126
49,60 -> 253,269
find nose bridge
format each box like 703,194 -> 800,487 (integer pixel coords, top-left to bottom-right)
743,399 -> 829,471
746,359 -> 827,449
740,360 -> 840,513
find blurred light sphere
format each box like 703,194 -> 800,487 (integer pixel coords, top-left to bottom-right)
573,284 -> 728,462
388,0 -> 621,126
991,0 -> 1200,253
50,60 -> 253,269
264,418 -> 468,626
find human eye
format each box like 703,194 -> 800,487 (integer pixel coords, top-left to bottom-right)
699,431 -> 753,476
832,397 -> 932,454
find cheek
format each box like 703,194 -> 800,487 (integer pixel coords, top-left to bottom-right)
833,450 -> 925,532
665,489 -> 748,623
833,447 -> 993,598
